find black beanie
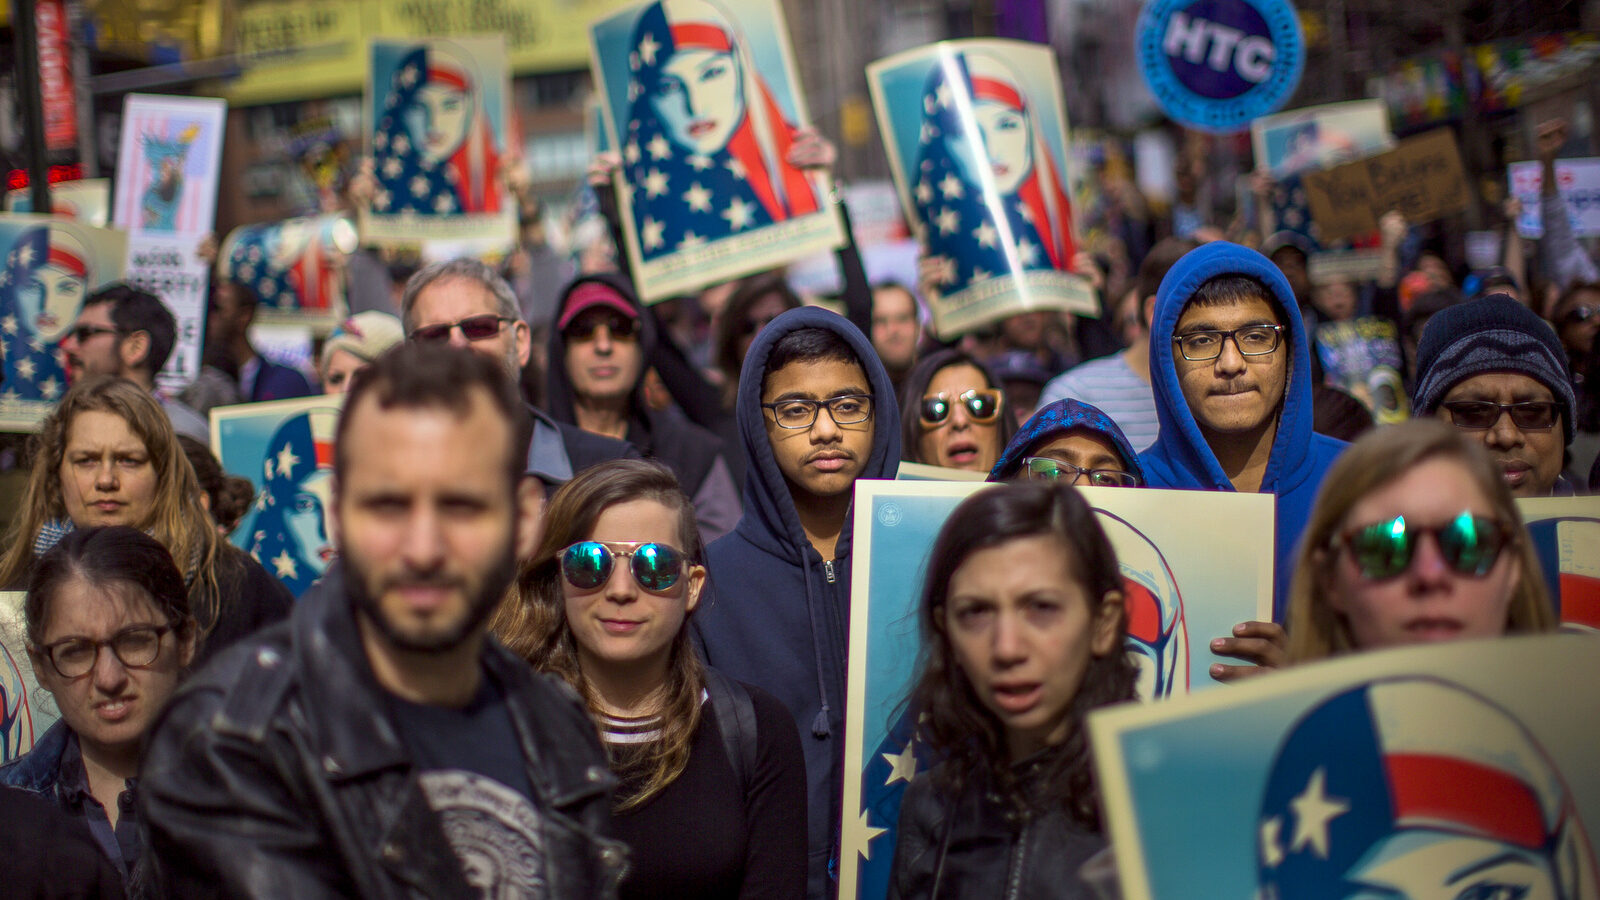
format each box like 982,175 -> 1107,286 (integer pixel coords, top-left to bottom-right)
1411,293 -> 1576,444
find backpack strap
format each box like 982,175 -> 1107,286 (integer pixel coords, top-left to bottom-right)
703,667 -> 759,794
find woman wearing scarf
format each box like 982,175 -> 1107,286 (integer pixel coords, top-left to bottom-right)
372,39 -> 502,217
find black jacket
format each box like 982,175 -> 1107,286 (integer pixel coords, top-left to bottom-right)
138,568 -> 627,899
889,762 -> 1105,900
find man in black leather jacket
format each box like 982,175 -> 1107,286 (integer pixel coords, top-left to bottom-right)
138,344 -> 627,898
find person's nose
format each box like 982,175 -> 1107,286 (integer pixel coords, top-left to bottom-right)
446,324 -> 471,350
992,610 -> 1027,667
593,325 -> 614,355
810,405 -> 843,443
1214,335 -> 1248,376
603,554 -> 637,605
91,644 -> 131,694
1406,534 -> 1454,592
399,506 -> 446,574
947,402 -> 972,431
1483,408 -> 1525,451
93,458 -> 119,492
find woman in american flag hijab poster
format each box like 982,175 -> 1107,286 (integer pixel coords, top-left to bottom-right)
361,37 -> 516,246
869,40 -> 1097,338
589,0 -> 845,302
218,214 -> 355,333
1089,634 -> 1600,900
0,216 -> 127,430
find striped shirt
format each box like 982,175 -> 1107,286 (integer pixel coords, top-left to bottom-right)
1038,353 -> 1160,452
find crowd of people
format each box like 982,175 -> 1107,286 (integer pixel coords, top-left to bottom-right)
0,96 -> 1594,900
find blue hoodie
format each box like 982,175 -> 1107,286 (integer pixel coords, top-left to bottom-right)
692,307 -> 902,900
1138,242 -> 1345,621
988,398 -> 1145,484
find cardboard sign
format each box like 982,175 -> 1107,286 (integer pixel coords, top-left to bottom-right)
1091,634 -> 1600,900
1303,129 -> 1470,243
840,481 -> 1274,899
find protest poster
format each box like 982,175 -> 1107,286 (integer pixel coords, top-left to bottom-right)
1135,0 -> 1304,134
218,215 -> 357,334
0,215 -> 128,431
839,480 -> 1274,899
0,591 -> 56,764
1509,158 -> 1600,239
869,39 -> 1095,338
1302,129 -> 1471,244
5,178 -> 112,227
112,94 -> 228,391
1516,496 -> 1600,632
1252,100 -> 1392,180
211,394 -> 345,598
362,37 -> 517,248
894,461 -> 988,482
589,0 -> 845,302
1090,633 -> 1600,900
1314,317 -> 1408,424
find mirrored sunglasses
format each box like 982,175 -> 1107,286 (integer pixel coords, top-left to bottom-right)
920,389 -> 1003,426
1337,511 -> 1511,581
560,541 -> 687,593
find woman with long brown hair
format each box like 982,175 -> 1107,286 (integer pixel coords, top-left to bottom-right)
494,458 -> 806,899
1285,418 -> 1555,662
0,376 -> 291,667
891,482 -> 1135,899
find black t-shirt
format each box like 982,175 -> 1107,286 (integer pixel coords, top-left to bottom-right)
388,672 -> 545,894
609,683 -> 806,900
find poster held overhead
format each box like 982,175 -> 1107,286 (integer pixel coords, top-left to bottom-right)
218,214 -> 356,335
0,215 -> 128,431
868,39 -> 1096,338
588,0 -> 845,302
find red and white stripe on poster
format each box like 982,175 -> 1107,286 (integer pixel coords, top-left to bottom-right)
35,0 -> 77,152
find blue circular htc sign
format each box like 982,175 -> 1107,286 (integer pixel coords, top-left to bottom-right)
1136,0 -> 1304,133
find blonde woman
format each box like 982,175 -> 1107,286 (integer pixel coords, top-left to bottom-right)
0,376 -> 292,667
494,458 -> 806,899
1285,418 -> 1554,662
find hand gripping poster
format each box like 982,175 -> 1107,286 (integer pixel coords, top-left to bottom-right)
869,40 -> 1096,338
1517,496 -> 1600,632
839,480 -> 1273,899
1091,633 -> 1600,900
0,215 -> 128,430
217,215 -> 357,334
211,394 -> 344,598
362,37 -> 517,248
112,94 -> 227,390
589,0 -> 846,302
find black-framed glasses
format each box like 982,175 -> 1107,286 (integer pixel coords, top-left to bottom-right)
37,624 -> 174,679
1335,511 -> 1512,581
1442,401 -> 1559,431
761,394 -> 874,429
564,312 -> 639,341
410,314 -> 513,344
920,389 -> 1003,427
70,325 -> 120,344
1021,456 -> 1141,487
1173,325 -> 1283,361
560,541 -> 688,593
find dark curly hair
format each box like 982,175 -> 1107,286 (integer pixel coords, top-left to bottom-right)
908,481 -> 1136,829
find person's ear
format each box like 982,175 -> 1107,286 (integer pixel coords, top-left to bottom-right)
1091,588 -> 1124,657
118,330 -> 152,372
1141,295 -> 1157,333
513,474 -> 546,561
684,564 -> 707,614
512,320 -> 532,368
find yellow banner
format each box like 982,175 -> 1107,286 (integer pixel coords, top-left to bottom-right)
222,0 -> 637,106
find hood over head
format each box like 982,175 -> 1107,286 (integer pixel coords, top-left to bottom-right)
733,306 -> 901,564
988,398 -> 1144,483
544,272 -> 656,425
1141,240 -> 1318,494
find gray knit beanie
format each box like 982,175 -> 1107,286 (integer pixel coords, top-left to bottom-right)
1411,293 -> 1576,444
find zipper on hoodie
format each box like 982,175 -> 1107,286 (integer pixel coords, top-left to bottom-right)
824,560 -> 836,583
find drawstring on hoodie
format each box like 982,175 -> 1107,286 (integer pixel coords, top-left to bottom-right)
802,559 -> 833,739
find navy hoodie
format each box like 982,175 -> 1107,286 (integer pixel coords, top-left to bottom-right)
1138,241 -> 1346,621
692,307 -> 901,900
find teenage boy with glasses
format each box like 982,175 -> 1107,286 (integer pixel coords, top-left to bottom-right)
1412,292 -> 1578,498
399,258 -> 636,491
1140,242 -> 1348,649
692,307 -> 901,900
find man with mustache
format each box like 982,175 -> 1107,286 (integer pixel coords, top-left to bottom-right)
1139,242 -> 1347,627
692,307 -> 902,900
139,344 -> 626,898
1411,293 -> 1577,498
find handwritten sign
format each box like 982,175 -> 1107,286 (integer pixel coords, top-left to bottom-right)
1302,128 -> 1469,243
1508,158 -> 1600,239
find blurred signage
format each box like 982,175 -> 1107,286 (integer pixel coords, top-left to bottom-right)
1508,158 -> 1600,239
224,0 -> 637,106
36,0 -> 78,151
1135,0 -> 1304,133
1303,129 -> 1470,242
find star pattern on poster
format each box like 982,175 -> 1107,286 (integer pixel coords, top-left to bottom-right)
1,225 -> 75,408
880,739 -> 918,786
1288,768 -> 1348,859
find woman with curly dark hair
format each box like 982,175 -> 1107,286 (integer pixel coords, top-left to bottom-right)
890,481 -> 1136,899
